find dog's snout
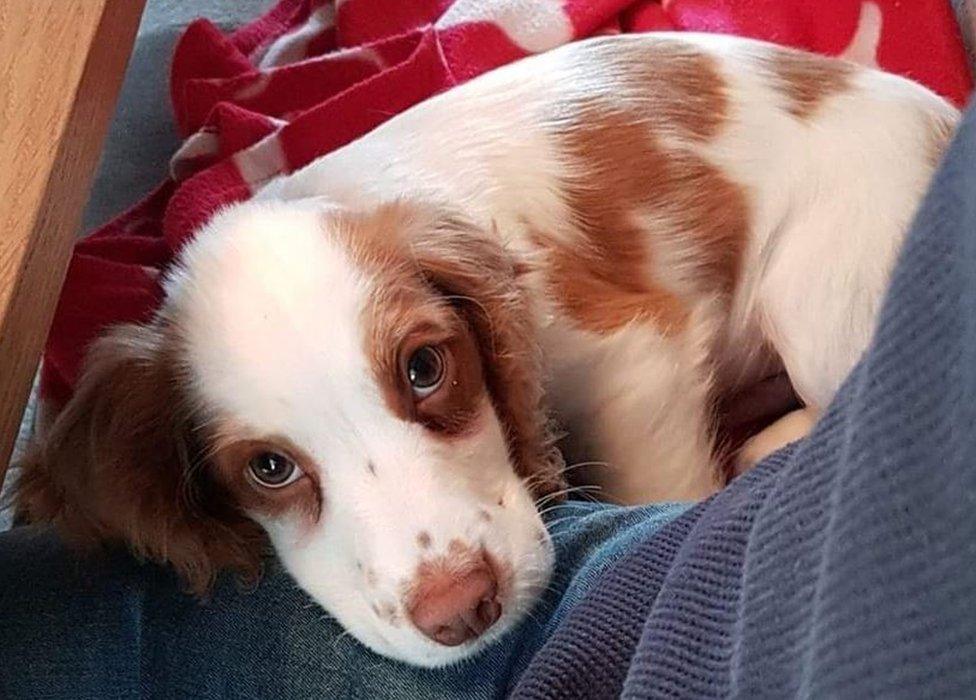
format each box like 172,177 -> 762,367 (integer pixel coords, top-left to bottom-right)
407,554 -> 501,646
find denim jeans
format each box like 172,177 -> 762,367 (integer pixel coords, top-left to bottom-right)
0,501 -> 686,699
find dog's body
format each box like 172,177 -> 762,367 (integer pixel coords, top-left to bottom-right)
16,34 -> 956,666
255,32 -> 956,501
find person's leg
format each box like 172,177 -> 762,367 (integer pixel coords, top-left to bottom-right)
0,501 -> 686,699
514,101 -> 976,699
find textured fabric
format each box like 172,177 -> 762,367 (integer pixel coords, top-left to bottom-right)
512,101 -> 976,700
0,500 -> 685,699
41,0 -> 973,407
80,0 -> 271,233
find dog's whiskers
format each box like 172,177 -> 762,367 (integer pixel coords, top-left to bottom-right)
562,460 -> 616,474
535,483 -> 603,509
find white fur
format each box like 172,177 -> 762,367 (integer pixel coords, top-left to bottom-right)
161,34 -> 955,664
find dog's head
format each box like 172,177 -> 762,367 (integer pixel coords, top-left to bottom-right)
15,199 -> 564,666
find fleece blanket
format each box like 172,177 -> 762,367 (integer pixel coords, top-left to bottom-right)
42,0 -> 973,407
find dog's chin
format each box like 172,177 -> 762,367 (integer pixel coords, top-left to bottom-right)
373,616 -> 517,669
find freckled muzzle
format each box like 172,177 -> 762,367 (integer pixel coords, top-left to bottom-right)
406,546 -> 503,647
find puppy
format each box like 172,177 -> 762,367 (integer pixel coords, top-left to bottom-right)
15,33 -> 957,666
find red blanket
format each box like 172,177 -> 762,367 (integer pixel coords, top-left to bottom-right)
42,0 -> 973,406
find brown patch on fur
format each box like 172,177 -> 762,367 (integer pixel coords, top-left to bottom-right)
530,225 -> 689,336
378,602 -> 400,626
12,321 -> 266,595
417,531 -> 432,549
329,204 -> 487,438
538,40 -> 748,335
765,47 -> 855,120
620,40 -> 730,141
329,202 -> 566,499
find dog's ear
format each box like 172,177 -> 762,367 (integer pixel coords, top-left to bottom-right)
12,323 -> 265,594
406,208 -> 566,498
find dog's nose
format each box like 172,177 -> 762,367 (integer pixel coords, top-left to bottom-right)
407,556 -> 501,646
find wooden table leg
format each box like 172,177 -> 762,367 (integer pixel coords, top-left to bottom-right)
0,0 -> 146,489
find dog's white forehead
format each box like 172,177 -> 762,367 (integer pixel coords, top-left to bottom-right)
165,201 -> 382,435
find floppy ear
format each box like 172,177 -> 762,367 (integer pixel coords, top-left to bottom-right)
407,209 -> 566,498
12,322 -> 266,594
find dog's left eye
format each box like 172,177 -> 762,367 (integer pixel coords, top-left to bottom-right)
407,345 -> 445,397
248,452 -> 303,488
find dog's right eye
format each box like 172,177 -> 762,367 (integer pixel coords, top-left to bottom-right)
248,452 -> 302,488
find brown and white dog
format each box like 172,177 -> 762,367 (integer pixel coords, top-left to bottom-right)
15,33 -> 957,666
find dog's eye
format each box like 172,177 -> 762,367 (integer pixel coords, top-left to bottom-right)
407,345 -> 445,397
248,452 -> 302,488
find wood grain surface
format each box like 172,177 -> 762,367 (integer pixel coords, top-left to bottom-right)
0,0 -> 145,489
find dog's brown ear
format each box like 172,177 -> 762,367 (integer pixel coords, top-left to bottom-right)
407,208 -> 566,498
12,323 -> 265,594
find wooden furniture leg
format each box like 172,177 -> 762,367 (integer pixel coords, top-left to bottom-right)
0,0 -> 146,490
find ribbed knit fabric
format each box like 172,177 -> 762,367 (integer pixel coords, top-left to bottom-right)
513,102 -> 976,700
